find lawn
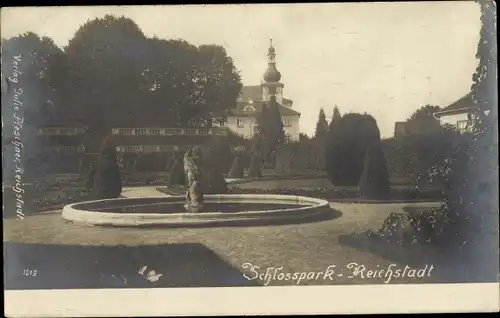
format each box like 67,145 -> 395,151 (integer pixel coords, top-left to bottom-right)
226,177 -> 443,202
6,200 -> 479,290
2,172 -> 171,217
229,176 -> 432,191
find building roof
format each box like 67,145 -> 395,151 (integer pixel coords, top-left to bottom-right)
239,85 -> 262,101
239,86 -> 292,103
394,120 -> 440,138
434,92 -> 476,117
228,100 -> 300,117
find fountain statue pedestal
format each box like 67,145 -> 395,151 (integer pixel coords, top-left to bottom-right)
184,203 -> 203,213
184,146 -> 204,213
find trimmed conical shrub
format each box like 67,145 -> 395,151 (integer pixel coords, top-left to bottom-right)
203,163 -> 228,194
93,136 -> 122,199
168,158 -> 186,186
228,155 -> 244,178
358,142 -> 391,199
247,155 -> 261,178
78,154 -> 90,175
85,162 -> 97,191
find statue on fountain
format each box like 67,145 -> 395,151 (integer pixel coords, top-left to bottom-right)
183,146 -> 204,212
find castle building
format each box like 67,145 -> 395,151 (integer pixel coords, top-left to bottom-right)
223,40 -> 301,142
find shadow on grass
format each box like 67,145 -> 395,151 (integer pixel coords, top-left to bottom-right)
4,242 -> 261,290
337,232 -> 497,284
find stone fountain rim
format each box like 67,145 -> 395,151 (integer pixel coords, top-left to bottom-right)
62,194 -> 331,227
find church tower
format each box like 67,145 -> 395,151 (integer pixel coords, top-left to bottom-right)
261,39 -> 284,104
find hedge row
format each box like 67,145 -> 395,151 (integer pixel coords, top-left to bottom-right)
228,187 -> 444,202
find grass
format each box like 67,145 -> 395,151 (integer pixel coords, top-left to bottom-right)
230,176 -> 435,191
225,177 -> 443,202
2,172 -> 171,216
6,200 -> 479,289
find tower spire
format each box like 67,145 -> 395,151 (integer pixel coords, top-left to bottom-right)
263,39 -> 280,83
261,39 -> 284,104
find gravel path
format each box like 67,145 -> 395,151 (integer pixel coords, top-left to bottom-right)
121,186 -> 171,198
4,199 -> 452,287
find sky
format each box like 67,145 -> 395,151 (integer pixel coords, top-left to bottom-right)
1,2 -> 481,138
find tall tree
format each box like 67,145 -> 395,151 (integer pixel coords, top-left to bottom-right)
267,96 -> 285,150
93,136 -> 122,199
449,1 -> 497,275
253,96 -> 285,166
408,105 -> 441,123
416,1 -> 497,280
314,108 -> 329,171
325,113 -> 382,186
2,32 -> 64,126
314,108 -> 328,139
253,104 -> 271,159
359,142 -> 391,199
64,15 -> 148,131
195,44 -> 242,126
2,33 -> 65,179
330,105 -> 342,126
139,38 -> 199,127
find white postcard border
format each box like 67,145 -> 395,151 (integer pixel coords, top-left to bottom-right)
4,283 -> 500,316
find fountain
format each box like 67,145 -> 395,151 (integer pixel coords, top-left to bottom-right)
62,146 -> 334,227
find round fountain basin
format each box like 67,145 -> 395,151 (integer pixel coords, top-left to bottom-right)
62,194 -> 332,227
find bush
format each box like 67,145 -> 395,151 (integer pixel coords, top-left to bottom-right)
165,154 -> 176,172
78,154 -> 90,175
281,140 -> 322,172
202,164 -> 228,194
247,155 -> 261,178
168,158 -> 185,186
122,172 -> 169,186
228,186 -> 443,201
326,113 -> 382,186
85,163 -> 97,191
382,127 -> 461,184
228,156 -> 244,178
204,136 -> 233,174
358,143 -> 391,199
92,136 -> 122,199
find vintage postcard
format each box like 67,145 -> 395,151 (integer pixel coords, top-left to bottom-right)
2,2 -> 499,316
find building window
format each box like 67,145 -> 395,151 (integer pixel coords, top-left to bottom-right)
284,134 -> 292,143
237,119 -> 244,128
136,128 -> 147,136
283,118 -> 291,127
243,105 -> 256,112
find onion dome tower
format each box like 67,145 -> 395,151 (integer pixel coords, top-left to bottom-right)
261,39 -> 284,104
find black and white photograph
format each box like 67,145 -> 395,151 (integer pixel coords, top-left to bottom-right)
2,2 -> 499,316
